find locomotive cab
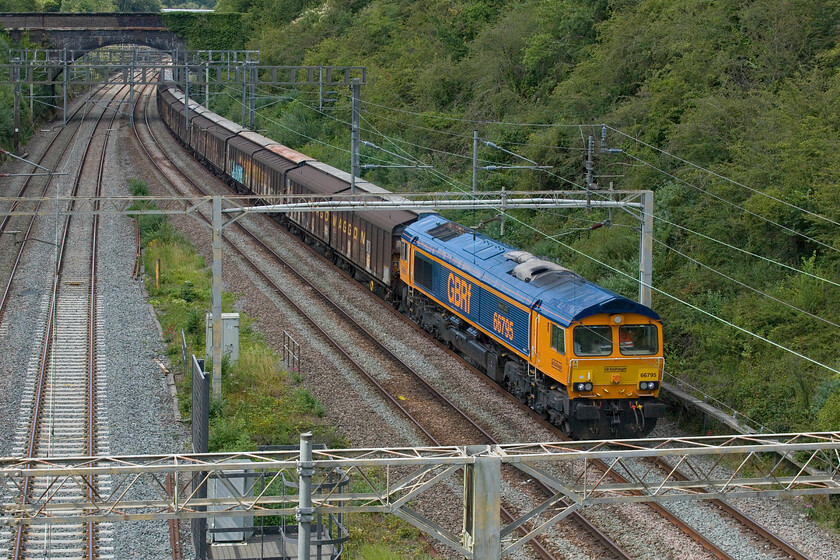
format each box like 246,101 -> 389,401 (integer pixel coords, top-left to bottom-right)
532,312 -> 665,437
561,315 -> 663,399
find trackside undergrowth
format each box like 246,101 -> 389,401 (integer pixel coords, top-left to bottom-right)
129,178 -> 434,558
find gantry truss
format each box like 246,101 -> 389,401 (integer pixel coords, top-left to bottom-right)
0,189 -> 654,310
2,433 -> 839,559
2,48 -> 363,87
0,190 -> 645,216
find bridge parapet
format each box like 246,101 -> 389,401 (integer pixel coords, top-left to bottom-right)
0,12 -> 167,30
1,12 -> 184,54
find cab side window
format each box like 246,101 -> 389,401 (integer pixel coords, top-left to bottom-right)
415,253 -> 434,290
550,325 -> 565,355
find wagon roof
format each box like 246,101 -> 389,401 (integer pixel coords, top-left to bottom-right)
286,162 -> 418,231
266,144 -> 310,163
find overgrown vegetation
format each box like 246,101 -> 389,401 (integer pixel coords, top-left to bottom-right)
129,178 -> 338,451
0,31 -> 51,152
161,12 -> 249,49
202,0 -> 840,436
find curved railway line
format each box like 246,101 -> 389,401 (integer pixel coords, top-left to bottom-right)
0,76 -> 814,560
0,74 -> 814,560
132,81 -> 604,560
0,51 -> 828,560
133,81 -> 819,559
0,81 -> 131,560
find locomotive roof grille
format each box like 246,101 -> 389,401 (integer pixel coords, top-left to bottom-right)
428,221 -> 470,242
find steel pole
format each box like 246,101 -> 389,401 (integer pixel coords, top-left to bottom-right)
472,130 -> 478,192
639,190 -> 654,307
212,197 -> 223,397
466,446 -> 501,560
13,60 -> 20,151
184,60 -> 190,133
62,48 -> 67,126
241,65 -> 247,127
297,432 -> 314,560
129,51 -> 135,126
248,65 -> 255,129
319,66 -> 323,112
350,78 -> 361,194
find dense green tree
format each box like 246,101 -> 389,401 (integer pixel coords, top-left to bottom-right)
0,0 -> 38,9
60,0 -> 115,11
235,0 -> 840,434
116,0 -> 161,11
4,0 -> 833,433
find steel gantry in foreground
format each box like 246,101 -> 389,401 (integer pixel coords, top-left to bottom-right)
1,432 -> 839,560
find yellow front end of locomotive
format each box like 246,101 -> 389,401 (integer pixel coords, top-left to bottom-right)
532,313 -> 664,399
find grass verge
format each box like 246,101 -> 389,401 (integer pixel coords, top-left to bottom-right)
130,179 -> 434,558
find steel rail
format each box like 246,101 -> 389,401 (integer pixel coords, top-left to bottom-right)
133,85 -> 618,560
0,83 -> 113,324
166,474 -> 183,560
390,273 -> 806,558
11,79 -> 130,560
651,456 -> 812,560
0,85 -> 99,236
85,78 -> 115,560
144,84 -> 801,560
217,212 -> 628,560
373,304 -> 740,557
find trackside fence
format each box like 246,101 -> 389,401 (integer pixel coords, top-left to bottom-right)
282,331 -> 301,376
191,355 -> 209,560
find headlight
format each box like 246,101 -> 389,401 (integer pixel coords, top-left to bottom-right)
574,382 -> 594,392
639,381 -> 658,391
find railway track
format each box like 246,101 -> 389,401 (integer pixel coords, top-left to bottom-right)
0,83 -> 115,325
0,80 -> 130,560
131,82 -> 635,560
135,84 -> 816,559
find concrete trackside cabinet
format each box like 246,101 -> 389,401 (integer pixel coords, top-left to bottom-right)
205,313 -> 240,364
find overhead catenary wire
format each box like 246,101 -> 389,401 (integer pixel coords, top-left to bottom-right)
652,237 -> 840,330
359,97 -> 600,128
215,84 -> 840,378
236,83 -> 840,316
234,88 -> 840,304
653,213 -> 840,289
219,92 -> 398,167
357,111 -> 472,192
606,125 -> 840,229
536,154 -> 840,289
257,92 -> 512,167
502,212 -> 840,376
620,149 -> 840,256
362,104 -> 589,149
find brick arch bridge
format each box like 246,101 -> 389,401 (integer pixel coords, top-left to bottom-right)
0,12 -> 186,57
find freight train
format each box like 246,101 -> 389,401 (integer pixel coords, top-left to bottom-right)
156,82 -> 666,439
